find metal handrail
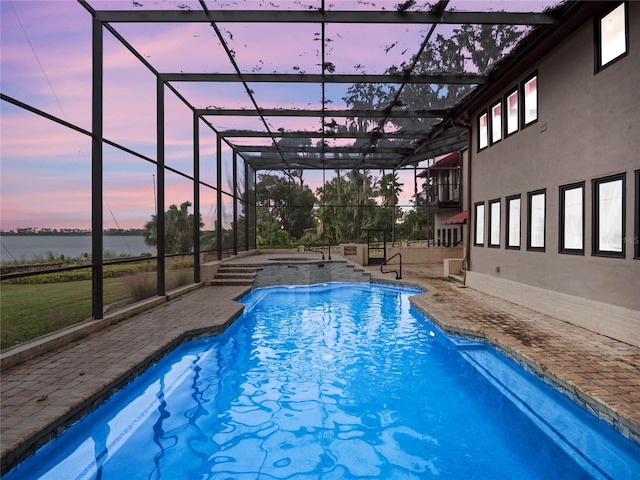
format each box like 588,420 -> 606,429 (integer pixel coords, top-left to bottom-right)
380,252 -> 402,280
306,235 -> 327,260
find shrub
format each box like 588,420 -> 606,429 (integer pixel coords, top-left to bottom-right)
123,273 -> 157,301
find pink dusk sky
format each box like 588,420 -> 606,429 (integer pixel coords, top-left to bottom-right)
0,0 -> 558,231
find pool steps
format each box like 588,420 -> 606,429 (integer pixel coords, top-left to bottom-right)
208,260 -> 371,288
209,264 -> 263,286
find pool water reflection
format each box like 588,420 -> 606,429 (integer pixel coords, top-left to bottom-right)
6,283 -> 640,479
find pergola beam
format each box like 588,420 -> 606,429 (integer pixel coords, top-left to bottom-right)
219,130 -> 427,139
162,73 -> 487,85
195,108 -> 445,118
235,145 -> 414,154
96,10 -> 558,26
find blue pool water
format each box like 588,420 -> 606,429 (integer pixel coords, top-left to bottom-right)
6,283 -> 640,479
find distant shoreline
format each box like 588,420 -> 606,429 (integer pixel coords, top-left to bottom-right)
1,230 -> 144,237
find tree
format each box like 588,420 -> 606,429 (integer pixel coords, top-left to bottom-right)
316,169 -> 378,244
143,201 -> 203,254
378,172 -> 403,208
255,171 -> 317,244
342,22 -> 523,134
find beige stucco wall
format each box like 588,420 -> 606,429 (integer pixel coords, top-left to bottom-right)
468,4 -> 640,325
340,243 -> 462,266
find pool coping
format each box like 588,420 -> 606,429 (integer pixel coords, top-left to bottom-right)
398,282 -> 640,448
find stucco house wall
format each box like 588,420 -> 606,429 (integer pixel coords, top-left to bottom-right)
465,2 -> 640,344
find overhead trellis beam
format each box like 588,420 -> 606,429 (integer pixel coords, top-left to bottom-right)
95,10 -> 558,26
234,145 -> 415,154
218,130 -> 428,139
161,73 -> 487,85
195,108 -> 445,118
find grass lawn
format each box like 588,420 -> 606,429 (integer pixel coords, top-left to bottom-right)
0,278 -> 129,349
1,268 -> 194,348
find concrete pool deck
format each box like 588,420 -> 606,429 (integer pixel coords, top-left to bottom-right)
1,253 -> 639,472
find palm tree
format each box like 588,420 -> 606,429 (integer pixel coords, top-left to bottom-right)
378,172 -> 403,208
143,201 -> 203,254
378,172 -> 404,243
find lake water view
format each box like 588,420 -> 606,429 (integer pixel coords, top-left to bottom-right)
0,236 -> 156,262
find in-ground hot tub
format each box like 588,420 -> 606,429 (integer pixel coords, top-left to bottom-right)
268,257 -> 319,262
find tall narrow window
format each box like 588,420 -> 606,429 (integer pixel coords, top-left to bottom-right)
491,101 -> 502,144
559,182 -> 584,254
489,199 -> 501,247
635,170 -> 639,259
593,174 -> 625,257
596,2 -> 628,71
478,112 -> 488,151
522,73 -> 538,126
527,190 -> 545,251
506,195 -> 521,249
475,202 -> 485,246
506,89 -> 519,135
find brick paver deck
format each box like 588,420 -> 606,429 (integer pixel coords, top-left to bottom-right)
1,254 -> 639,473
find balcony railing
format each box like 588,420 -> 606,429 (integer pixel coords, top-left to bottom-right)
417,182 -> 461,211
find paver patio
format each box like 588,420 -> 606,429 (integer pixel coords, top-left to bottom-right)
1,254 -> 639,473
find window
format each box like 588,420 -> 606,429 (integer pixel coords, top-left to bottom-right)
491,101 -> 502,144
505,89 -> 519,135
489,199 -> 501,247
559,182 -> 584,254
522,73 -> 538,127
527,190 -> 545,251
475,202 -> 485,246
506,195 -> 521,249
593,173 -> 625,257
635,170 -> 639,259
596,2 -> 628,71
478,112 -> 488,151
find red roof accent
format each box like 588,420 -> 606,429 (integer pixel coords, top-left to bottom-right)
417,151 -> 460,177
442,210 -> 467,225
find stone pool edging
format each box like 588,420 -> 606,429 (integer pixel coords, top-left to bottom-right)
404,287 -> 640,447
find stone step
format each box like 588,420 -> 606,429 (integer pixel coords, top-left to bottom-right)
210,264 -> 262,287
214,272 -> 257,280
217,267 -> 261,273
209,278 -> 255,286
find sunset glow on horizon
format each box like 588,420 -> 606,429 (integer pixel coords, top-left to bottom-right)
1,0 -> 559,232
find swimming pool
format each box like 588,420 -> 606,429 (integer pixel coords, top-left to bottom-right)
5,283 -> 640,479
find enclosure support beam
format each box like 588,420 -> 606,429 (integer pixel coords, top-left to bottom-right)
193,113 -> 201,283
156,78 -> 166,295
91,17 -> 104,320
244,161 -> 250,252
232,150 -> 238,256
216,135 -> 223,261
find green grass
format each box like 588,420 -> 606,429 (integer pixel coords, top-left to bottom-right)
0,278 -> 129,349
0,265 -> 196,349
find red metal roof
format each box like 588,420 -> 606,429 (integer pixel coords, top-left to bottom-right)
442,210 -> 467,225
417,151 -> 460,177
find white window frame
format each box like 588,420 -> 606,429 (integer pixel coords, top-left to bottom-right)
592,174 -> 625,257
522,73 -> 538,127
527,190 -> 545,251
478,112 -> 488,151
489,199 -> 501,248
491,101 -> 502,144
505,89 -> 519,136
559,182 -> 584,254
475,202 -> 485,246
506,195 -> 521,249
596,2 -> 628,71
